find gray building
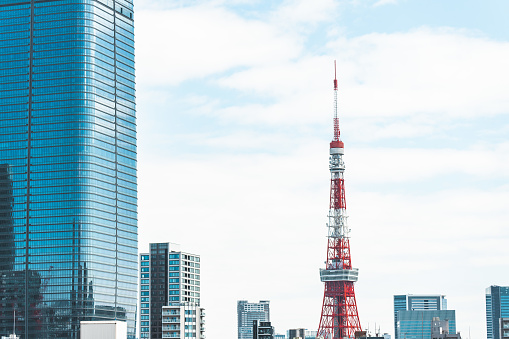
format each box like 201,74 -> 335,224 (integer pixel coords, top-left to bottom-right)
238,300 -> 270,339
486,286 -> 509,339
139,243 -> 201,339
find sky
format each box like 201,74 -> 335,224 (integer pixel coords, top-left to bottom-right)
133,0 -> 509,338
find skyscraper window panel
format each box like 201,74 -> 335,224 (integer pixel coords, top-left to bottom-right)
0,0 -> 137,336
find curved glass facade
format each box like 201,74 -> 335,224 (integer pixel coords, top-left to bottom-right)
0,0 -> 137,337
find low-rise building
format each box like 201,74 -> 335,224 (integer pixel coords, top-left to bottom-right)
162,302 -> 205,339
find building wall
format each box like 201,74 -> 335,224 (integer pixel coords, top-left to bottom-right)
0,0 -> 137,337
500,318 -> 509,339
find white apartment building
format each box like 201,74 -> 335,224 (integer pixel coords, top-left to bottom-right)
162,303 -> 205,339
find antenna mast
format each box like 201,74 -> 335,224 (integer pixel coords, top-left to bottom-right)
333,60 -> 339,141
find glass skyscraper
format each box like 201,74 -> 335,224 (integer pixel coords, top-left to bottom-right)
486,286 -> 509,339
0,0 -> 137,336
394,295 -> 455,339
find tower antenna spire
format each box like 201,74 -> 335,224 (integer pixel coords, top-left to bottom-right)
333,60 -> 340,141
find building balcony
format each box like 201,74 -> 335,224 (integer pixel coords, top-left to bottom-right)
162,318 -> 180,323
162,333 -> 181,338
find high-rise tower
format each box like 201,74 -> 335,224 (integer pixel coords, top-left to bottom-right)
0,0 -> 137,337
139,242 -> 202,338
486,286 -> 509,339
317,62 -> 361,339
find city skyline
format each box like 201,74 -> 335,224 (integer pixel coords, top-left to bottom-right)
134,0 -> 509,338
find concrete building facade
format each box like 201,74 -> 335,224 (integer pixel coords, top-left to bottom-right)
161,303 -> 205,339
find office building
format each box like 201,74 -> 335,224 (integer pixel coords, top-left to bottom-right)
394,295 -> 455,339
274,334 -> 285,339
253,321 -> 274,339
0,0 -> 137,336
139,243 -> 201,338
161,303 -> 205,339
238,300 -> 270,339
486,286 -> 509,339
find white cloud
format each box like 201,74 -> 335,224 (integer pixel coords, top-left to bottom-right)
272,0 -> 338,27
135,4 -> 303,87
372,0 -> 398,7
347,143 -> 509,184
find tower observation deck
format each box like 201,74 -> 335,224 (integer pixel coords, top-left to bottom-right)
317,62 -> 362,339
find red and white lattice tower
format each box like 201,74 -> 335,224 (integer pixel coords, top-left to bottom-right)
317,62 -> 361,339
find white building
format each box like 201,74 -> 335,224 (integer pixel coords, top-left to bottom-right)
162,302 -> 205,339
80,321 -> 127,339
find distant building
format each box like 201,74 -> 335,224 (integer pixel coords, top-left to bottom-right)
288,328 -> 306,339
274,334 -> 286,339
238,300 -> 270,339
486,286 -> 509,339
139,242 -> 201,338
253,321 -> 274,339
431,317 -> 460,339
394,294 -> 455,339
306,330 -> 318,339
161,303 -> 205,339
500,318 -> 509,339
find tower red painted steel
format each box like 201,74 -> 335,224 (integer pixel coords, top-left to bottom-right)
317,62 -> 361,339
